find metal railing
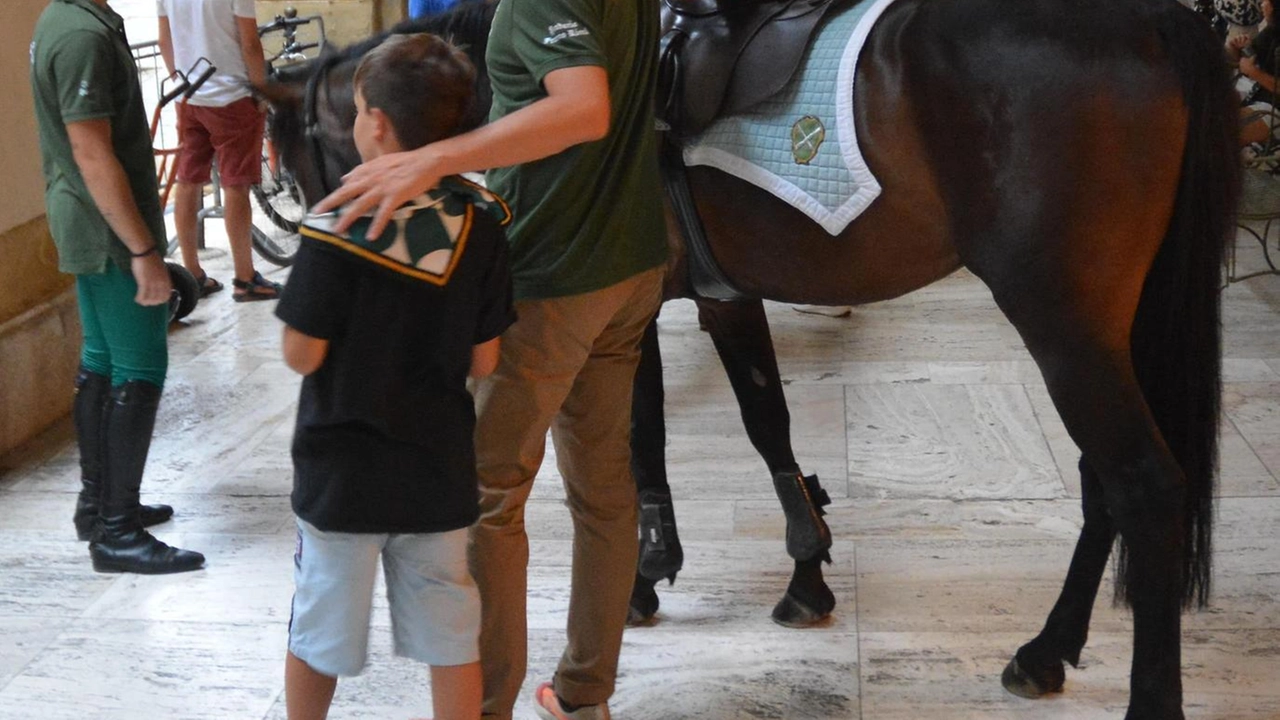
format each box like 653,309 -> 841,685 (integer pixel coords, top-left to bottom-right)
132,40 -> 180,161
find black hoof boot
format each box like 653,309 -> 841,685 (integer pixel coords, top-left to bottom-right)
772,471 -> 832,561
637,490 -> 683,584
74,488 -> 174,541
627,574 -> 660,627
1001,654 -> 1065,699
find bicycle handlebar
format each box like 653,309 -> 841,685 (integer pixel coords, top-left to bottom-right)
258,13 -> 326,43
158,57 -> 216,108
185,64 -> 217,99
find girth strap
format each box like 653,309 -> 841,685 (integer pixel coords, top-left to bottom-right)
657,30 -> 748,302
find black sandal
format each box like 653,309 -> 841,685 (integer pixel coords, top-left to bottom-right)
194,272 -> 224,298
232,272 -> 283,302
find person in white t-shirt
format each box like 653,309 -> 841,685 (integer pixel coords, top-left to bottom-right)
158,0 -> 283,301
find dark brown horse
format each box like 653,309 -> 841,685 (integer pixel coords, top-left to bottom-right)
257,1 -> 1239,717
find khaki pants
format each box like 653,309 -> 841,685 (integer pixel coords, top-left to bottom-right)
469,266 -> 664,718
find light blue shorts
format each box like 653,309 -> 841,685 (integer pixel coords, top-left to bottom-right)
288,519 -> 480,677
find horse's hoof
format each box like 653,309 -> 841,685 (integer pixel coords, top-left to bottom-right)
1001,656 -> 1065,699
627,582 -> 660,627
770,591 -> 833,628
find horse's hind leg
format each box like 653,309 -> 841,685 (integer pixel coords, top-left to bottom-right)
1003,456 -> 1116,698
629,313 -> 683,625
695,298 -> 836,625
983,278 -> 1189,719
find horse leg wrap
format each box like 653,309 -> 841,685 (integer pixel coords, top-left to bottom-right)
637,490 -> 684,584
773,471 -> 832,561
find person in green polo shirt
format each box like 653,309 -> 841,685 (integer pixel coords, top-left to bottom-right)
30,0 -> 203,575
314,2 -> 666,718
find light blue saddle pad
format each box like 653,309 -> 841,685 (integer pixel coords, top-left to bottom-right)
683,0 -> 897,235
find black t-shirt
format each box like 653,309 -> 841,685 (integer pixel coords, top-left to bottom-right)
276,178 -> 516,533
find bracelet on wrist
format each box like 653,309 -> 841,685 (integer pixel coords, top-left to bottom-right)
130,246 -> 159,258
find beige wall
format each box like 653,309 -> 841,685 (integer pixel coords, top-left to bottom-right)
0,0 -> 49,232
0,0 -> 78,457
0,0 -> 69,329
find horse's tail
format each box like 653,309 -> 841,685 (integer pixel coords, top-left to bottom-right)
1118,3 -> 1239,610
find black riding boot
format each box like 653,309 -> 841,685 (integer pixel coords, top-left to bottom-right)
71,370 -> 175,541
637,489 -> 684,583
772,471 -> 833,561
88,381 -> 204,574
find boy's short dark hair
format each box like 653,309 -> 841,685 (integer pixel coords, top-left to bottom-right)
353,33 -> 476,150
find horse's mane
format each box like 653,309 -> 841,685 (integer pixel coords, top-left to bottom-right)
331,0 -> 495,68
271,0 -> 495,87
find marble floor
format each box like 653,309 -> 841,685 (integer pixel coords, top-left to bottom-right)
2,220 -> 1280,720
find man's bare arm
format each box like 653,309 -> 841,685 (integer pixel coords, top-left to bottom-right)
236,14 -> 267,87
66,119 -> 171,305
158,16 -> 175,74
314,65 -> 611,236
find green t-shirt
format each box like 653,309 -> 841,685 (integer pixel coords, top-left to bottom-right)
484,0 -> 667,300
30,0 -> 166,275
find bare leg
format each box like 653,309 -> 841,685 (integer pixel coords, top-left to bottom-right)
173,181 -> 206,279
430,662 -> 482,720
222,184 -> 257,284
285,651 -> 337,720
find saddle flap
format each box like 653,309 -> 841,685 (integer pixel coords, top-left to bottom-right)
724,3 -> 836,117
659,0 -> 841,138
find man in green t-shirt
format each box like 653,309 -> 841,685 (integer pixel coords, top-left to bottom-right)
29,0 -> 203,575
314,2 -> 666,717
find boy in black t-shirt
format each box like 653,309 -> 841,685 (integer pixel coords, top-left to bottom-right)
275,33 -> 514,720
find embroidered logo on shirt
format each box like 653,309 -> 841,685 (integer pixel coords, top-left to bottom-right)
78,80 -> 91,97
544,21 -> 590,45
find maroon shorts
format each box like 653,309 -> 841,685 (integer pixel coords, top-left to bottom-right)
175,97 -> 265,187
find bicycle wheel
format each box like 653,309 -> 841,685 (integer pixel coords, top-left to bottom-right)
250,156 -> 305,266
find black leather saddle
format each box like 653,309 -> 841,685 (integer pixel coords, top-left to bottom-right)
659,0 -> 843,139
656,0 -> 847,301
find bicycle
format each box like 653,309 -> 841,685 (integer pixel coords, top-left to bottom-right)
247,8 -> 328,267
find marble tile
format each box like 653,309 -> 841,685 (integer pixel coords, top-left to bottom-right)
860,630 -> 1127,720
0,616 -> 69,689
0,531 -> 117,617
859,628 -> 1280,719
138,375 -> 300,494
0,489 -> 290,537
845,384 -> 1063,500
926,360 -> 1046,386
734,498 -> 1087,544
0,618 -> 285,720
612,627 -> 861,720
1214,428 -> 1280,497
80,532 -> 295,625
854,537 -> 1133,635
1223,358 -> 1280,383
2,216 -> 1279,719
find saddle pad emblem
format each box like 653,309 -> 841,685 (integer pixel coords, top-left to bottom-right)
791,115 -> 826,165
